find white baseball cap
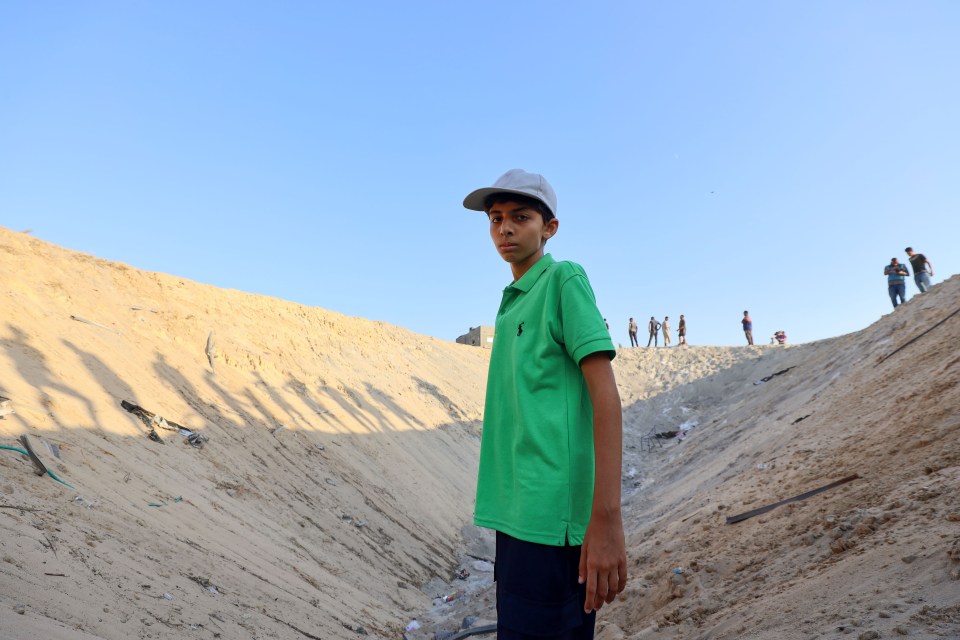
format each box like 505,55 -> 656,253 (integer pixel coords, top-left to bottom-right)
463,169 -> 557,218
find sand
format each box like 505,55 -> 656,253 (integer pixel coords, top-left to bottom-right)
0,226 -> 958,639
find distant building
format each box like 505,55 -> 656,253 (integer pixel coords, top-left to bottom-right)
457,326 -> 495,348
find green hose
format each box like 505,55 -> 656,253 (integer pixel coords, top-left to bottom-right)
0,444 -> 28,455
1,444 -> 76,489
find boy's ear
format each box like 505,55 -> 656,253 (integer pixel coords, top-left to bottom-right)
544,218 -> 559,239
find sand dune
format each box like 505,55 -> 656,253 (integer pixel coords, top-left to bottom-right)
1,226 -> 958,639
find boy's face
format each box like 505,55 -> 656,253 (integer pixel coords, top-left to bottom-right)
487,200 -> 558,278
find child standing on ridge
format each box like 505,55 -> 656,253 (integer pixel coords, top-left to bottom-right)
463,169 -> 627,638
742,310 -> 754,345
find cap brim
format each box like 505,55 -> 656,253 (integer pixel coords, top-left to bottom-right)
463,187 -> 549,213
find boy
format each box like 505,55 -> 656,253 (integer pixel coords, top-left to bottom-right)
742,310 -> 754,345
463,169 -> 627,639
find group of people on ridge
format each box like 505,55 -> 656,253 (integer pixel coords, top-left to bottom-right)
884,248 -> 935,308
627,315 -> 686,347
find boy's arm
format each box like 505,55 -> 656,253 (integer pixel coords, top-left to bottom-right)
578,352 -> 628,613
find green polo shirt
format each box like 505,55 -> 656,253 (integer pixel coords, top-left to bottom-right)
474,254 -> 615,546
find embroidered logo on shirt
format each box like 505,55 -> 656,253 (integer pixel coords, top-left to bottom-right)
517,322 -> 525,336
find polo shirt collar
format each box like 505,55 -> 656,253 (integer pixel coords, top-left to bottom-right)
507,253 -> 555,293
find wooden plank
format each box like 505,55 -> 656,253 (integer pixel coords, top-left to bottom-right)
19,434 -> 49,477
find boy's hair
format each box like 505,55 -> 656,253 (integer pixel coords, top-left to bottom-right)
483,192 -> 555,223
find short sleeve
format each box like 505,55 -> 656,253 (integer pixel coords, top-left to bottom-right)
557,268 -> 615,365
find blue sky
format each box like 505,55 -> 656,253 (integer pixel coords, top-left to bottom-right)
2,1 -> 958,347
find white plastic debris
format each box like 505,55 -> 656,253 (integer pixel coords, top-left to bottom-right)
472,560 -> 494,573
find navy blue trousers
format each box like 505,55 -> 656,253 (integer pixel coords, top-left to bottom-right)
495,531 -> 596,639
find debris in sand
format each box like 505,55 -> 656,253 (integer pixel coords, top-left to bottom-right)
655,430 -> 682,439
726,474 -> 860,524
121,400 -> 209,448
183,431 -> 208,448
72,495 -> 97,508
753,366 -> 796,385
0,396 -> 13,419
878,305 -> 960,363
445,623 -> 497,640
471,560 -> 493,573
40,439 -> 61,459
205,331 -> 216,371
122,400 -> 184,431
148,496 -> 183,508
640,426 -> 664,451
440,589 -> 465,603
188,575 -> 222,594
69,314 -> 120,334
18,434 -> 48,477
1,437 -> 75,488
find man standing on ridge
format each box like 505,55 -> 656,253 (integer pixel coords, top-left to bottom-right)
647,316 -> 661,347
628,317 -> 638,347
742,311 -> 754,346
661,316 -> 671,347
905,247 -> 934,293
884,257 -> 909,307
678,315 -> 687,346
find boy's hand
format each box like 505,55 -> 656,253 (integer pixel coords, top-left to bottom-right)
578,509 -> 627,613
